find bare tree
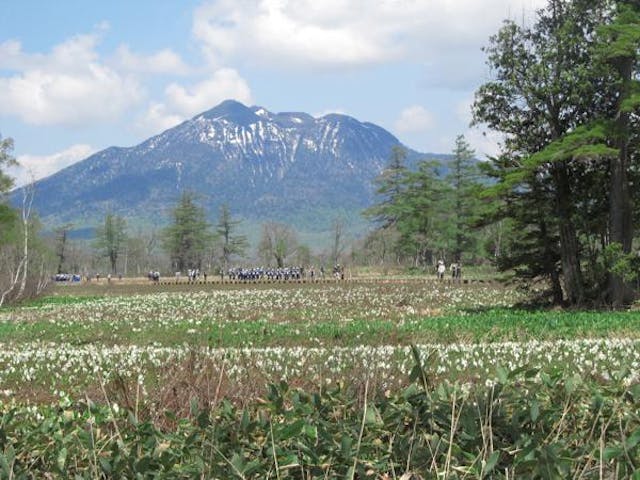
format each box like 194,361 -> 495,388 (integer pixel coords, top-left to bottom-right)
216,204 -> 248,271
257,222 -> 298,267
330,218 -> 346,267
54,223 -> 73,274
0,179 -> 37,306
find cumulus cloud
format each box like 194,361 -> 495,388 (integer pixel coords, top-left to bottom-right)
395,105 -> 435,134
10,144 -> 95,187
463,128 -> 503,159
193,0 -> 547,74
0,34 -> 144,126
165,69 -> 252,115
113,45 -> 189,75
138,102 -> 186,134
137,68 -> 253,134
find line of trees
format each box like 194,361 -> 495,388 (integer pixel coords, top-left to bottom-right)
361,137 -> 485,269
87,192 -> 321,275
87,193 -> 251,276
48,192 -> 346,279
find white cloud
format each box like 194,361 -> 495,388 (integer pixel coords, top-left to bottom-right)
137,68 -> 253,134
0,34 -> 144,126
137,102 -> 186,134
463,128 -> 503,159
395,105 -> 435,134
193,0 -> 547,74
455,97 -> 474,126
10,144 -> 95,187
313,107 -> 348,118
0,40 -> 33,70
165,69 -> 252,115
453,97 -> 503,159
113,45 -> 189,75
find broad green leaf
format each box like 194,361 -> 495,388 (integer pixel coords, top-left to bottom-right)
240,408 -> 250,432
365,406 -> 383,427
189,397 -> 199,416
99,457 -> 112,474
279,419 -> 304,441
603,445 -> 623,461
496,366 -> 508,384
57,447 -> 67,472
304,423 -> 318,442
230,452 -> 246,474
341,435 -> 353,458
482,451 -> 500,478
530,400 -> 540,423
625,429 -> 640,450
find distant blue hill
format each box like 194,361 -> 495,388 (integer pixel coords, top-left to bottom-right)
12,100 -> 453,245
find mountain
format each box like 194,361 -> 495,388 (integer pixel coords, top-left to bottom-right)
12,100 -> 449,244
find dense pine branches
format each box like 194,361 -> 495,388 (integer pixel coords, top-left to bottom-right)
472,0 -> 640,306
364,139 -> 482,267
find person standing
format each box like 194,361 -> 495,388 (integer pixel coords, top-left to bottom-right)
450,262 -> 458,280
437,260 -> 446,281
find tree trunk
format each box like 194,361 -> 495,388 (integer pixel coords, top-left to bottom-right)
552,162 -> 584,305
541,219 -> 564,305
610,59 -> 634,308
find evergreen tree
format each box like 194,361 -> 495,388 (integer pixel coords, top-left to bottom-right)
396,159 -> 448,266
365,145 -> 475,267
364,145 -> 411,264
446,135 -> 480,263
473,0 -> 615,305
594,1 -> 640,306
330,218 -> 346,266
162,192 -> 211,272
54,224 -> 73,274
364,145 -> 409,228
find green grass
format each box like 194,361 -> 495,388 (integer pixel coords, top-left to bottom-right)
3,294 -> 102,310
3,304 -> 640,347
1,282 -> 639,404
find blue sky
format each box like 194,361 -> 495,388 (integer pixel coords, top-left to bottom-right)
1,0 -> 546,186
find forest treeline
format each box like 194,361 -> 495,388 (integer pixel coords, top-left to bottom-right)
2,0 -> 640,308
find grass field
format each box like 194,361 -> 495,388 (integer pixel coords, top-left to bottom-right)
1,279 -> 640,477
1,279 -> 639,403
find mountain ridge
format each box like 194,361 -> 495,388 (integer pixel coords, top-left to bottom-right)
11,100 -> 451,244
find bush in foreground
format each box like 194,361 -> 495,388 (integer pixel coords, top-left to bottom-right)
1,360 -> 639,479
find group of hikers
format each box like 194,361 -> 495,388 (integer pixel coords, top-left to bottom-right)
147,271 -> 161,282
227,265 -> 347,281
436,260 -> 462,282
141,265 -> 345,282
227,266 -> 305,281
63,261 -> 461,285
